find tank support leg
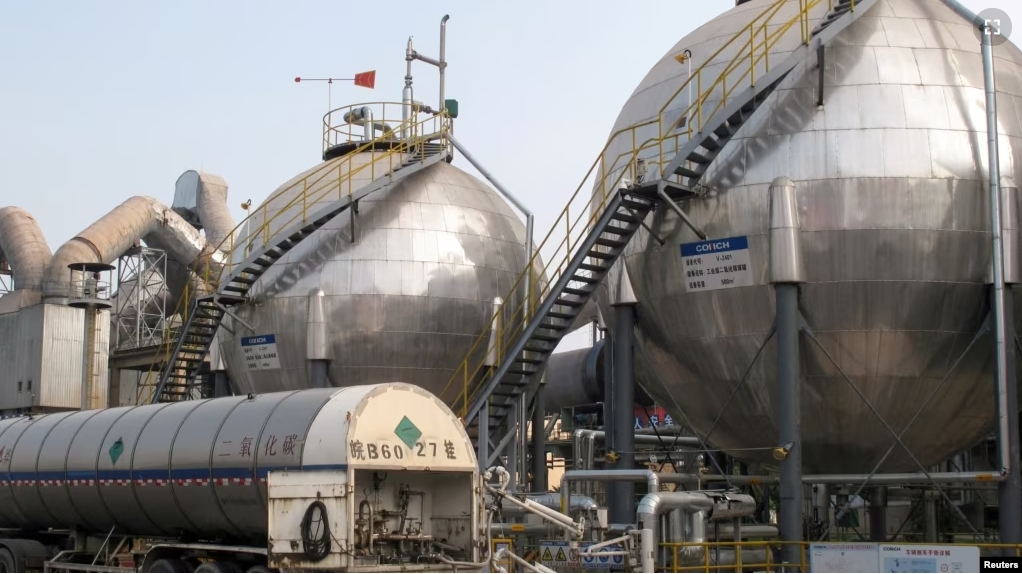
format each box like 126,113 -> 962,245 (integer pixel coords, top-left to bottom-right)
477,399 -> 490,471
609,302 -> 637,524
531,382 -> 548,491
869,486 -> 888,542
775,283 -> 802,570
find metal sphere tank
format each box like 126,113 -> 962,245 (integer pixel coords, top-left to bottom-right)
217,151 -> 532,399
596,0 -> 1022,473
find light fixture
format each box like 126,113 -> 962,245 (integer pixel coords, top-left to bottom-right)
773,441 -> 794,461
241,199 -> 252,211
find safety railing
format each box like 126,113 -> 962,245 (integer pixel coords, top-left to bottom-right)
659,540 -> 1020,572
142,111 -> 453,404
322,102 -> 447,153
438,0 -> 827,418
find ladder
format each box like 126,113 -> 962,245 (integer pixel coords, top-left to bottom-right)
150,136 -> 450,403
440,0 -> 878,471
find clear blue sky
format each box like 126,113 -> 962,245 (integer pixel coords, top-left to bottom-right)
0,0 -> 1017,352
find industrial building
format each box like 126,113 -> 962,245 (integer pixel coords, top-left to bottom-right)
0,0 -> 1020,571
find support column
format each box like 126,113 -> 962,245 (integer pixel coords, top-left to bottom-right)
307,287 -> 332,388
812,484 -> 830,540
531,381 -> 548,491
213,372 -> 231,398
997,178 -> 1022,545
869,487 -> 888,542
769,176 -> 805,568
610,266 -> 638,524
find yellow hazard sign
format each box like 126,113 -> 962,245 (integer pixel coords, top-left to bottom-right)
555,547 -> 567,562
542,547 -> 553,561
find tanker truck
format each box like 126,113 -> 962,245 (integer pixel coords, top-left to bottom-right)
0,383 -> 486,572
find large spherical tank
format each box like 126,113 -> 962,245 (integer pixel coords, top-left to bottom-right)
219,152 -> 533,399
596,0 -> 1022,473
0,384 -> 476,539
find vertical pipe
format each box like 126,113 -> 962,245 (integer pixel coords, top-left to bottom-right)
403,37 -> 414,139
439,15 -> 449,112
1000,283 -> 1021,543
477,400 -> 489,471
531,383 -> 548,491
981,23 -> 1020,547
611,303 -> 637,524
770,176 -> 805,568
869,487 -> 888,542
507,408 -> 519,493
925,493 -> 938,543
307,287 -> 331,388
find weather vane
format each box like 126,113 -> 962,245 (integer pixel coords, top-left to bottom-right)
295,70 -> 376,111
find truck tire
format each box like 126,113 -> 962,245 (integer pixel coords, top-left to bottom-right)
246,567 -> 271,573
0,549 -> 15,573
146,558 -> 191,572
195,562 -> 241,573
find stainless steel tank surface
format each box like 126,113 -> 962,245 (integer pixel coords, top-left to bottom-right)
596,0 -> 1022,473
0,384 -> 477,539
218,155 -> 533,398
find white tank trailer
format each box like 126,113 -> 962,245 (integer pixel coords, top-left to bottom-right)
0,383 -> 483,572
595,0 -> 1022,473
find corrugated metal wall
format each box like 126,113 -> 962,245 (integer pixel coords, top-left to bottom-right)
39,304 -> 86,409
0,304 -> 43,410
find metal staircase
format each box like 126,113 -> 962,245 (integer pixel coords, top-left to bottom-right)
150,133 -> 450,403
440,0 -> 878,472
658,0 -> 873,196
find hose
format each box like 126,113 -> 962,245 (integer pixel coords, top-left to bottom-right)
301,501 -> 331,561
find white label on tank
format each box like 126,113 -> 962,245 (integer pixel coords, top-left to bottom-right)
680,235 -> 753,293
240,334 -> 281,370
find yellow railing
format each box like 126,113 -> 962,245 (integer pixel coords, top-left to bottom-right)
322,102 -> 445,154
660,540 -> 1018,572
437,0 -> 829,418
141,111 -> 453,405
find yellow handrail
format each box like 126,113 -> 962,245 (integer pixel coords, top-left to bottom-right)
141,111 -> 452,404
438,0 -> 827,418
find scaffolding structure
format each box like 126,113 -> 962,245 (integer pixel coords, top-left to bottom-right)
113,245 -> 169,353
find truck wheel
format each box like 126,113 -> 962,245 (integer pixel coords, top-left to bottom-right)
0,549 -> 16,573
195,562 -> 241,573
246,568 -> 271,573
146,558 -> 191,572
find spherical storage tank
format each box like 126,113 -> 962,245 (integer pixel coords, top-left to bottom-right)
597,0 -> 1022,473
217,148 -> 533,399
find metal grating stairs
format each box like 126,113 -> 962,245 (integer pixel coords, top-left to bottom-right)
658,0 -> 875,198
152,141 -> 449,403
464,190 -> 657,459
460,0 -> 878,464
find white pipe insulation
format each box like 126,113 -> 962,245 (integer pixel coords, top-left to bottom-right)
0,206 -> 53,292
43,196 -> 226,303
192,172 -> 236,250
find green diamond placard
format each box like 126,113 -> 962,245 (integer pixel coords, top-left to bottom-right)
394,416 -> 422,449
109,438 -> 124,465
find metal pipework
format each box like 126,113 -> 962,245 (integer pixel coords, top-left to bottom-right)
342,106 -> 385,142
439,15 -> 449,112
43,196 -> 226,303
447,135 -> 535,333
403,37 -> 414,139
0,206 -> 52,293
661,472 -> 1007,485
560,469 -> 659,515
636,491 -> 757,569
981,16 -> 1013,492
531,379 -> 548,491
485,485 -> 583,538
307,287 -> 331,388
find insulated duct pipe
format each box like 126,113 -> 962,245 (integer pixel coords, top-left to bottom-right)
193,172 -> 235,251
560,469 -> 658,515
0,206 -> 52,292
545,342 -> 655,410
342,106 -> 393,141
43,196 -> 226,303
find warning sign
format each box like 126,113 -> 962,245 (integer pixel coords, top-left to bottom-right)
540,541 -> 574,569
540,541 -> 627,571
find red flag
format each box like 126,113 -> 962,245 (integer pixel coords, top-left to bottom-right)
354,70 -> 376,89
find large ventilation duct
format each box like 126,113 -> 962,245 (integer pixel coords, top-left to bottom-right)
0,206 -> 53,292
544,340 -> 653,411
174,170 -> 236,250
43,196 -> 225,303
